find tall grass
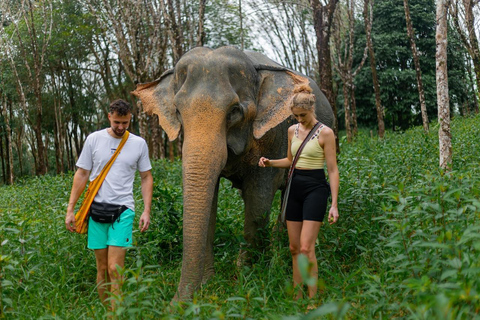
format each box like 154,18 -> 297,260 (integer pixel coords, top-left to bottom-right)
1,114 -> 479,319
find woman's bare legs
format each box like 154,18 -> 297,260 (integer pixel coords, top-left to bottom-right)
287,220 -> 322,299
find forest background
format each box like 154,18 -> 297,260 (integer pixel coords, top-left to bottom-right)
1,0 -> 480,318
0,0 -> 478,180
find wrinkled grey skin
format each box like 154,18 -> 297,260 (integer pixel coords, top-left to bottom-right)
133,46 -> 333,300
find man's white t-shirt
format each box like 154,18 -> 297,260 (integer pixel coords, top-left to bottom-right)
76,129 -> 152,211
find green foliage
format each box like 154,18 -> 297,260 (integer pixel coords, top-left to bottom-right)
1,114 -> 480,318
204,0 -> 254,49
352,0 -> 474,131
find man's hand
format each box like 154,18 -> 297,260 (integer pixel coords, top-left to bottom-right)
139,170 -> 153,233
65,168 -> 90,233
65,211 -> 76,232
139,212 -> 150,232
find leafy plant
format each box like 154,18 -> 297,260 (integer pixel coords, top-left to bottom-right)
1,114 -> 479,318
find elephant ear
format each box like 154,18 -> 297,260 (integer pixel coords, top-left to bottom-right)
253,70 -> 310,140
131,70 -> 181,141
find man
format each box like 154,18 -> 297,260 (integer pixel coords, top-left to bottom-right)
65,99 -> 153,307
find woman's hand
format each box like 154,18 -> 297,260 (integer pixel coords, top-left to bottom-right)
327,206 -> 339,225
258,157 -> 271,167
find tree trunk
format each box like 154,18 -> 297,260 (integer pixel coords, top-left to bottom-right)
197,0 -> 206,47
239,0 -> 244,50
450,0 -> 480,114
34,111 -> 47,175
350,82 -> 358,137
0,128 -> 5,184
161,0 -> 184,63
404,0 -> 429,132
343,82 -> 353,142
169,141 -> 175,161
436,0 -> 452,170
463,0 -> 480,114
331,0 -> 367,141
364,0 -> 385,138
15,121 -> 24,177
53,99 -> 62,174
1,95 -> 14,185
66,129 -> 75,171
466,56 -> 478,113
5,104 -> 14,184
51,71 -> 65,174
310,0 -> 339,150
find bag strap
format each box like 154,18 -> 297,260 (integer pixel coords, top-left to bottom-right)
86,131 -> 130,197
280,122 -> 323,223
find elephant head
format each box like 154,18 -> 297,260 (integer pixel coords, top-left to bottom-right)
132,46 -> 333,300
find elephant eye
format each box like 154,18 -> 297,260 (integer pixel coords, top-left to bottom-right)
227,104 -> 244,126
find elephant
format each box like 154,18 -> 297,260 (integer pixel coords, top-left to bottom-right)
132,46 -> 333,300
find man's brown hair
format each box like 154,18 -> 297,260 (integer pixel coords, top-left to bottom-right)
109,99 -> 132,116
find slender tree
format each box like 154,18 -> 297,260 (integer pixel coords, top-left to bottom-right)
363,0 -> 384,138
311,0 -> 339,149
332,0 -> 369,142
249,0 -> 316,77
404,0 -> 429,132
160,0 -> 184,63
1,0 -> 53,175
0,17 -> 14,183
450,0 -> 480,114
88,0 -> 169,159
0,96 -> 14,184
436,0 -> 452,169
197,0 -> 207,46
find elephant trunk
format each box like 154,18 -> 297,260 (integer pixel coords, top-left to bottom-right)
174,110 -> 228,300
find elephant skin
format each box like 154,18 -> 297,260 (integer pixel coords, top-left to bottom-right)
132,46 -> 333,300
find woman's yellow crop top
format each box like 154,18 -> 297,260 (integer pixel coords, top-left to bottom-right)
290,125 -> 325,169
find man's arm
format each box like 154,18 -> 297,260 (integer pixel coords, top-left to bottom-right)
65,168 -> 90,232
138,170 -> 153,232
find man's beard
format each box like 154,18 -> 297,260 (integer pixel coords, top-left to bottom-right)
113,128 -> 126,136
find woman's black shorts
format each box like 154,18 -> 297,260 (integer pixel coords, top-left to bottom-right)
285,169 -> 330,222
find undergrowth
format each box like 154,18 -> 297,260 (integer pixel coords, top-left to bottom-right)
1,114 -> 479,319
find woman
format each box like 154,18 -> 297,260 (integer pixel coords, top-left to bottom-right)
258,84 -> 339,300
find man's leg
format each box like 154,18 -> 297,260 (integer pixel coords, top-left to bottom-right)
107,246 -> 127,308
94,248 -> 109,304
105,209 -> 134,309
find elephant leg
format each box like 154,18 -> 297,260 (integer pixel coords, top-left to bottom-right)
203,179 -> 219,284
240,169 -> 283,263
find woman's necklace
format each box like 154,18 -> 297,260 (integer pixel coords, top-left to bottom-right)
299,120 -> 318,132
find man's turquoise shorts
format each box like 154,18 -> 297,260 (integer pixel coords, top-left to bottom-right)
87,208 -> 135,249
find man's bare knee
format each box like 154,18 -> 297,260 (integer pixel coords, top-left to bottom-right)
107,263 -> 120,280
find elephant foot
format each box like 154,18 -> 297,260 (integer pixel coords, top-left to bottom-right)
172,281 -> 198,302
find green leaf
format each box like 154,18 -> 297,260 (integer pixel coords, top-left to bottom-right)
226,297 -> 246,302
440,269 -> 458,281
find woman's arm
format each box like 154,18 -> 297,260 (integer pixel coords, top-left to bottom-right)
258,125 -> 295,169
320,127 -> 339,224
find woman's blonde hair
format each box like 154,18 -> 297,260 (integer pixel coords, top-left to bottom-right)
290,83 -> 316,112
